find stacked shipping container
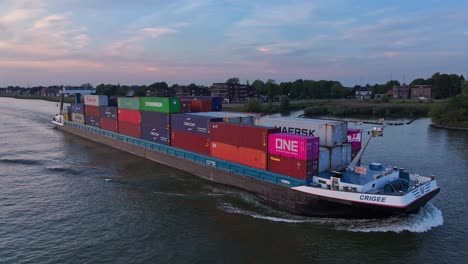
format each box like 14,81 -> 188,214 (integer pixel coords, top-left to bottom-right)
71,103 -> 85,124
117,97 -> 141,138
267,133 -> 319,180
179,96 -> 222,111
347,128 -> 362,158
140,97 -> 180,145
84,95 -> 108,128
100,106 -> 118,132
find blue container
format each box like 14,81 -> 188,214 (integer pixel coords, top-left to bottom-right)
108,98 -> 118,107
100,106 -> 118,119
179,96 -> 222,111
141,111 -> 171,145
71,103 -> 84,114
171,113 -> 222,135
85,115 -> 100,127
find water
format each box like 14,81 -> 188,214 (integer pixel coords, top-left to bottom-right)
0,98 -> 467,263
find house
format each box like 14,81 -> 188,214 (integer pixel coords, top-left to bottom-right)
211,83 -> 259,103
173,85 -> 211,97
392,84 -> 410,99
411,85 -> 431,99
355,87 -> 372,100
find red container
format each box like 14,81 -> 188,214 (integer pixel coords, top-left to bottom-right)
118,109 -> 141,124
118,121 -> 141,138
267,154 -> 318,180
347,128 -> 362,152
85,105 -> 100,118
268,133 -> 319,161
210,123 -> 280,151
180,100 -> 192,113
211,141 -> 267,170
190,99 -> 211,112
100,117 -> 118,133
171,130 -> 210,155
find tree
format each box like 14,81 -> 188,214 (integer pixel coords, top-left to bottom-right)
265,79 -> 278,101
279,95 -> 290,111
252,80 -> 266,95
243,98 -> 262,112
226,77 -> 240,84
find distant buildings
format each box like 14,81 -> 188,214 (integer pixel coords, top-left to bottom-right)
355,87 -> 372,100
211,83 -> 259,103
411,85 -> 432,99
173,85 -> 210,97
392,84 -> 410,99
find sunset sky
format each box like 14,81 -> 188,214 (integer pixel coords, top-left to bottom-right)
1,0 -> 467,87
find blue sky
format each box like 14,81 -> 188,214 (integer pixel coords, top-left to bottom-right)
0,0 -> 467,87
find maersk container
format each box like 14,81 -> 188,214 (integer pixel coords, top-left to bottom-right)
100,118 -> 118,132
85,115 -> 100,128
171,130 -> 210,155
171,114 -> 222,135
71,113 -> 84,124
140,97 -> 181,113
267,154 -> 318,180
141,111 -> 171,145
190,100 -> 211,112
318,148 -> 330,172
84,105 -> 100,118
268,133 -> 319,161
100,106 -> 118,119
71,103 -> 84,114
180,96 -> 222,111
118,109 -> 141,124
84,95 -> 108,106
188,112 -> 260,125
255,117 -> 347,147
341,143 -> 352,166
118,97 -> 140,110
210,122 -> 280,151
118,121 -> 141,138
211,141 -> 267,170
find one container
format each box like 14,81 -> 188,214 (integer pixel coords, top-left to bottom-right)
71,103 -> 84,114
118,121 -> 141,138
180,100 -> 192,113
140,97 -> 181,113
267,154 -> 318,180
140,111 -> 171,145
210,122 -> 280,151
268,133 -> 319,161
170,114 -> 222,135
318,148 -> 330,172
71,113 -> 85,124
118,109 -> 141,124
118,97 -> 140,110
84,95 -> 108,106
85,115 -> 100,127
84,105 -> 100,117
190,99 -> 211,112
100,106 -> 118,119
171,130 -> 210,155
255,117 -> 347,147
100,118 -> 118,132
211,141 -> 267,170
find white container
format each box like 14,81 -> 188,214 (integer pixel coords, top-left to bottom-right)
318,148 -> 330,172
341,143 -> 352,166
84,95 -> 108,106
330,145 -> 343,170
255,117 -> 347,147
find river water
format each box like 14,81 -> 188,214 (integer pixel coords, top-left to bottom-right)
1,98 -> 467,263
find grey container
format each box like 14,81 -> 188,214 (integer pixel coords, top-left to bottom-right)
141,111 -> 171,145
319,148 -> 330,172
71,113 -> 85,124
171,114 -> 222,135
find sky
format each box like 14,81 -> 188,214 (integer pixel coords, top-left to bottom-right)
0,0 -> 467,87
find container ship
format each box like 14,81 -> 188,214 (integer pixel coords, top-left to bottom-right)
52,94 -> 440,219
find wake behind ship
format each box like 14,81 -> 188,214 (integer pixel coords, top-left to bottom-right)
52,93 -> 440,218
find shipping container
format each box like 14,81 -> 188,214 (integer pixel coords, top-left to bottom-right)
118,109 -> 141,124
329,145 -> 343,170
171,114 -> 222,135
268,133 -> 319,161
190,99 -> 211,112
179,96 -> 222,111
62,104 -> 71,114
84,95 -> 108,106
210,122 -> 280,151
118,121 -> 141,138
71,113 -> 85,123
100,118 -> 118,132
211,141 -> 267,170
100,106 -> 118,119
140,111 -> 171,145
255,117 -> 347,147
63,113 -> 71,121
188,112 -> 260,125
171,130 -> 210,155
108,97 -> 118,107
267,154 -> 318,180
318,148 -> 330,172
347,128 -> 362,153
85,115 -> 100,127
84,105 -> 100,118
180,100 -> 192,113
118,97 -> 140,110
140,97 -> 181,113
342,143 -> 352,166
71,103 -> 84,114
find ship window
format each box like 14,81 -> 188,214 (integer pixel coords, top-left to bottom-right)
318,180 -> 327,184
372,184 -> 375,188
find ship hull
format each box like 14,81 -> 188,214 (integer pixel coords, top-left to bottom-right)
55,123 -> 437,219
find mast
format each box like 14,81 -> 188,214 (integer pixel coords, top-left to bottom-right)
347,127 -> 383,171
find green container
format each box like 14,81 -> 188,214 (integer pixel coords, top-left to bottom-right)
118,97 -> 140,110
140,97 -> 181,113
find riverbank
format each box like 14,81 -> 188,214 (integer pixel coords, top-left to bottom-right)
430,123 -> 468,131
0,95 -> 75,103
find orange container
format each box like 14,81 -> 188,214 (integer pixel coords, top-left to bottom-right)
210,141 -> 266,170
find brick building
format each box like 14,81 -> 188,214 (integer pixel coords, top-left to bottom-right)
411,85 -> 431,99
211,83 -> 259,103
392,85 -> 410,99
